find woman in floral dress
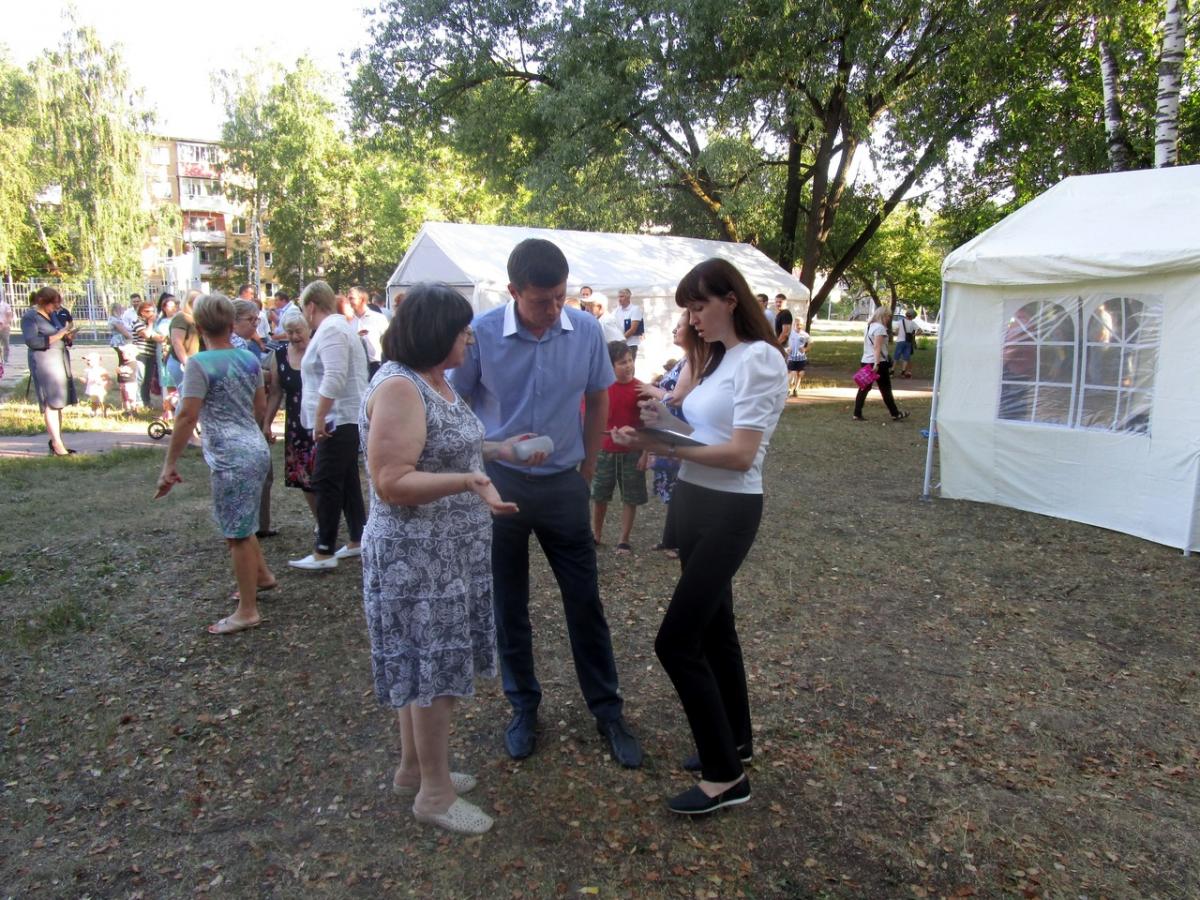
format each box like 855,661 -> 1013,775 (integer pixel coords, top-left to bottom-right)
359,283 -> 543,836
156,293 -> 274,635
264,311 -> 318,524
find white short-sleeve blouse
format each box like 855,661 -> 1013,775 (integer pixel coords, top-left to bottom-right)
679,340 -> 788,494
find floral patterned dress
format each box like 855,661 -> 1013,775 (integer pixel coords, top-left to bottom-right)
359,362 -> 497,709
275,345 -> 315,490
179,349 -> 270,539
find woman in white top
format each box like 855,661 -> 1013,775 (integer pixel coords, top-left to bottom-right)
853,306 -> 908,421
288,280 -> 371,571
613,258 -> 787,816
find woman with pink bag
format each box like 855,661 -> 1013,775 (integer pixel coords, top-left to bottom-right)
852,306 -> 908,421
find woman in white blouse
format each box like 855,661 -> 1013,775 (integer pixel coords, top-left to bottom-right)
853,305 -> 908,421
613,258 -> 787,816
288,280 -> 371,571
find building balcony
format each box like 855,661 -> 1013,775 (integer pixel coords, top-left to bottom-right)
180,194 -> 228,213
184,228 -> 227,244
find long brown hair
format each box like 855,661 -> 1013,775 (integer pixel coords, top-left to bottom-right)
673,311 -> 711,384
675,258 -> 784,378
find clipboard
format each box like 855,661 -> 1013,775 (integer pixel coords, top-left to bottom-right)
639,427 -> 706,448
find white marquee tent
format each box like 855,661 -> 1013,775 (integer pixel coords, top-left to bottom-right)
385,222 -> 809,372
925,165 -> 1200,552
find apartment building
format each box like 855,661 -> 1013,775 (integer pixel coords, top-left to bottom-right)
142,137 -> 279,298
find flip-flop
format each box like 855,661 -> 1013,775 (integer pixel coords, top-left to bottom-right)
229,582 -> 278,601
615,542 -> 633,556
207,616 -> 264,635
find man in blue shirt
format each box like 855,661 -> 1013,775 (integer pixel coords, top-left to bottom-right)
450,238 -> 643,768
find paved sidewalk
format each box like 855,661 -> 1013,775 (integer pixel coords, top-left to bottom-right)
0,342 -> 166,458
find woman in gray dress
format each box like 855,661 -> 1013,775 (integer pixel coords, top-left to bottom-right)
155,293 -> 275,635
21,287 -> 79,456
360,283 -> 544,835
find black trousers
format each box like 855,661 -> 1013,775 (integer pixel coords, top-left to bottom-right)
656,480 -> 761,782
486,463 -> 624,722
854,359 -> 901,417
311,423 -> 366,554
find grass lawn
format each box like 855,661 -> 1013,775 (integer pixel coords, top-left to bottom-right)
1,397 -> 1197,897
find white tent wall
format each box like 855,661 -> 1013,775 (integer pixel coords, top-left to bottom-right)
386,222 -> 809,377
936,271 -> 1200,551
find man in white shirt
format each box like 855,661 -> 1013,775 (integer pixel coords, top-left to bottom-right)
271,290 -> 296,340
594,293 -> 626,342
615,288 -> 644,361
348,285 -> 389,376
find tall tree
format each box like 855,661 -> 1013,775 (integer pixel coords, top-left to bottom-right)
0,54 -> 37,277
352,0 -> 1089,329
216,64 -> 273,293
1155,0 -> 1189,166
31,17 -> 157,284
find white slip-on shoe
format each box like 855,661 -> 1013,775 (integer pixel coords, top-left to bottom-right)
412,797 -> 493,835
334,545 -> 362,559
288,553 -> 337,571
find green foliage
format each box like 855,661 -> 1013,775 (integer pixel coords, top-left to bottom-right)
0,53 -> 37,275
30,16 -> 159,283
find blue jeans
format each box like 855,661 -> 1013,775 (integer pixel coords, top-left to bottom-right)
486,463 -> 624,722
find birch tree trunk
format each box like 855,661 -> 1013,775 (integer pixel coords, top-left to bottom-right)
1098,37 -> 1132,171
1154,0 -> 1187,167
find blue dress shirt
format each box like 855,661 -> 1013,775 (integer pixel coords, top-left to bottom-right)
450,300 -> 615,475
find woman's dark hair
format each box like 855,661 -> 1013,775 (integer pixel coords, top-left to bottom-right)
382,282 -> 473,369
675,258 -> 784,378
672,309 -> 711,384
31,286 -> 62,307
157,292 -> 176,315
507,238 -> 569,290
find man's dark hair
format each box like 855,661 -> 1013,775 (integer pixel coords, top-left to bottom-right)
607,340 -> 631,365
238,283 -> 254,297
775,293 -> 786,301
274,289 -> 290,302
130,292 -> 142,302
382,282 -> 473,369
507,238 -> 569,291
756,293 -> 769,304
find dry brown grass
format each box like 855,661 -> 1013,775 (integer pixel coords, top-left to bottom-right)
1,396 -> 1197,898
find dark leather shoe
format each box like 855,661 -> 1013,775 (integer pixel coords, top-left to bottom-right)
504,709 -> 537,760
597,716 -> 643,768
668,775 -> 751,815
682,743 -> 752,773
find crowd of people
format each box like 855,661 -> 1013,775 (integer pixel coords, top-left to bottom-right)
14,247 -> 925,835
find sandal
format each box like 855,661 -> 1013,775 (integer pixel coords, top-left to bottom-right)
207,616 -> 263,635
615,542 -> 633,556
412,797 -> 493,835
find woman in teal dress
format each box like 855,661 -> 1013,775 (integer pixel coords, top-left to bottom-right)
155,293 -> 275,635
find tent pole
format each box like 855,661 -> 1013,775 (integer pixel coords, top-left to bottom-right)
921,283 -> 948,500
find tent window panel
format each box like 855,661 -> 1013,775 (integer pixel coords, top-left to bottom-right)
1079,387 -> 1119,429
1034,385 -> 1073,425
999,382 -> 1036,421
1077,297 -> 1161,436
1038,345 -> 1074,384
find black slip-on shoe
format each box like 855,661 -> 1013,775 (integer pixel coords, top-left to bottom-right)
668,776 -> 751,815
505,709 -> 538,760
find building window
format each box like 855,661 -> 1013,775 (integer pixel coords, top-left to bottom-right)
263,251 -> 273,268
232,250 -> 249,269
151,179 -> 172,199
178,142 -> 220,165
262,282 -> 274,297
180,177 -> 222,199
198,247 -> 225,265
150,146 -> 170,166
231,216 -> 247,235
998,296 -> 1161,435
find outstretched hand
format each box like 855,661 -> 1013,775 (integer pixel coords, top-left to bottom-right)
466,472 -> 519,515
638,398 -> 673,428
155,466 -> 183,499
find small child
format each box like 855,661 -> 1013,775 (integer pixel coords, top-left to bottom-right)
82,354 -> 110,416
116,346 -> 138,413
787,325 -> 811,396
591,341 -> 648,554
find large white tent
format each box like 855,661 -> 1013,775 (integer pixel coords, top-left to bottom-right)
926,165 -> 1200,551
385,222 -> 809,373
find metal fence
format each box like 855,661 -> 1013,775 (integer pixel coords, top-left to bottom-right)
1,276 -> 202,341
